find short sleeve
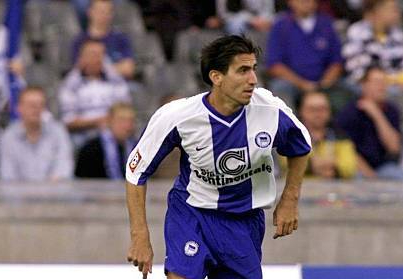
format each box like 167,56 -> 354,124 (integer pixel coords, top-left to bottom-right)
273,109 -> 312,157
125,106 -> 181,185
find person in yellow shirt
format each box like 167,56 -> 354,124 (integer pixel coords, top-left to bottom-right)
297,91 -> 357,179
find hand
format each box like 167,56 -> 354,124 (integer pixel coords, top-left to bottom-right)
127,232 -> 153,279
298,80 -> 318,92
205,16 -> 221,29
273,198 -> 299,239
311,157 -> 336,178
249,17 -> 271,32
357,99 -> 382,119
8,59 -> 25,76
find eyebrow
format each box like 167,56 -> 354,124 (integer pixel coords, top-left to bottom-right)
237,64 -> 258,71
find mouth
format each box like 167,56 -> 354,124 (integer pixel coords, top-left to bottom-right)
243,89 -> 254,97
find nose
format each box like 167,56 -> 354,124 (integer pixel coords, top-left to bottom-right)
248,70 -> 258,85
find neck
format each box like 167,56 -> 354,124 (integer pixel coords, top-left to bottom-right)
294,12 -> 313,20
208,90 -> 242,116
24,122 -> 42,144
88,24 -> 109,37
307,126 -> 326,143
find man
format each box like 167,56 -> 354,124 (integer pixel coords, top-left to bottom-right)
216,0 -> 273,35
59,39 -> 131,148
343,0 -> 403,84
72,0 -> 136,79
125,35 -> 311,279
266,0 -> 343,108
336,67 -> 402,179
298,92 -> 357,179
75,102 -> 137,179
0,86 -> 73,181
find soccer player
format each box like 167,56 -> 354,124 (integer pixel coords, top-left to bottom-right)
125,35 -> 311,279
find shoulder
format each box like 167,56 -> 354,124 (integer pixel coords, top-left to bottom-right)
79,136 -> 102,153
151,93 -> 207,125
272,12 -> 293,28
108,30 -> 130,41
2,122 -> 23,145
346,20 -> 372,41
250,87 -> 293,113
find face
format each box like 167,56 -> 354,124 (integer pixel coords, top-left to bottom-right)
88,1 -> 114,27
373,0 -> 401,28
212,53 -> 258,108
109,108 -> 136,142
288,0 -> 317,18
18,90 -> 46,127
361,69 -> 388,103
79,42 -> 105,76
300,93 -> 331,130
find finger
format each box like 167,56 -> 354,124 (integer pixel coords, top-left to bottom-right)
287,222 -> 294,235
138,262 -> 144,272
282,222 -> 290,236
132,259 -> 138,267
273,221 -> 284,239
293,219 -> 298,231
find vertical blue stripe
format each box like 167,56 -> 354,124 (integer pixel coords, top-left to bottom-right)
209,112 -> 252,213
4,0 -> 24,120
172,146 -> 191,200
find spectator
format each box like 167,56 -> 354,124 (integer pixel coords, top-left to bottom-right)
216,0 -> 274,35
0,86 -> 73,181
59,40 -> 131,148
75,102 -> 137,179
336,67 -> 403,180
299,92 -> 357,179
72,0 -> 136,80
266,0 -> 343,109
343,0 -> 403,85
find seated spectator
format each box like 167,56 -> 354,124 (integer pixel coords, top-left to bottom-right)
336,67 -> 403,180
266,0 -> 344,109
75,102 -> 137,179
59,40 -> 131,148
299,92 -> 357,179
343,0 -> 403,87
0,86 -> 73,181
216,0 -> 274,35
72,0 -> 136,80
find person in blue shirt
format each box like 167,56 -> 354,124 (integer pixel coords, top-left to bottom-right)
266,0 -> 343,109
71,0 -> 136,80
125,35 -> 311,279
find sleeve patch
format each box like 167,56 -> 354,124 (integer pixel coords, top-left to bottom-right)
129,151 -> 142,172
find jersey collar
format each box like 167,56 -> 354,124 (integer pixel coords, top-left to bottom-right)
202,92 -> 245,127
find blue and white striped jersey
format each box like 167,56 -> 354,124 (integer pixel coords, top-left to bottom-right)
126,88 -> 311,213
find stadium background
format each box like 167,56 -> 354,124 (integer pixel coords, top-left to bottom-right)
1,0 -> 403,278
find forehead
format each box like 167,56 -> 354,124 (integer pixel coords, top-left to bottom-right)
20,90 -> 45,103
302,94 -> 329,107
229,53 -> 257,68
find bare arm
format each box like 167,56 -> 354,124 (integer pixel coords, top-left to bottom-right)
268,63 -> 317,92
66,116 -> 107,132
126,181 -> 153,278
356,153 -> 377,178
114,58 -> 136,80
358,99 -> 401,155
273,154 -> 308,239
319,63 -> 343,89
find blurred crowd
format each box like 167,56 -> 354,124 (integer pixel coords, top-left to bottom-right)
0,0 -> 403,182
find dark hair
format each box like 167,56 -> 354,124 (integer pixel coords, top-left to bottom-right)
360,65 -> 384,83
363,0 -> 392,13
18,86 -> 45,103
200,35 -> 261,86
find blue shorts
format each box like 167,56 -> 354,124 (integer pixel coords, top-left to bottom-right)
164,189 -> 265,279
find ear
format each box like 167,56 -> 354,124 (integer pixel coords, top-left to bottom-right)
209,70 -> 223,87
